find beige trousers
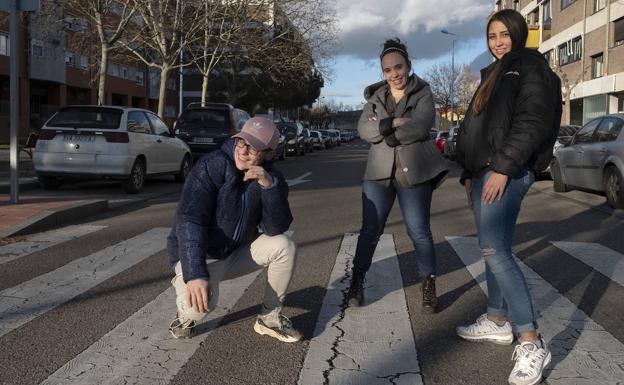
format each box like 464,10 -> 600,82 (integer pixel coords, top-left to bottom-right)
172,233 -> 296,323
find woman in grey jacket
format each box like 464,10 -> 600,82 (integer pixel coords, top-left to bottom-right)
347,38 -> 448,312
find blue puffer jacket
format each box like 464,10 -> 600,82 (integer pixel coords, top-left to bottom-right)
167,138 -> 292,283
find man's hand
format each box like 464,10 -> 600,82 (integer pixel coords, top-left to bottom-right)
186,279 -> 211,314
465,178 -> 473,210
244,165 -> 273,187
482,171 -> 509,204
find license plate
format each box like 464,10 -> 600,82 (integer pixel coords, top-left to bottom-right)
63,135 -> 95,143
193,137 -> 214,143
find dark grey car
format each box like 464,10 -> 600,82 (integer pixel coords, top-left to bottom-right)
551,114 -> 624,208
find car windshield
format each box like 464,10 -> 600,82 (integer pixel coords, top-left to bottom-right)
178,109 -> 228,134
277,124 -> 298,138
47,107 -> 123,129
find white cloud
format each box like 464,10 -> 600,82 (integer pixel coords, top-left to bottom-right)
335,0 -> 492,60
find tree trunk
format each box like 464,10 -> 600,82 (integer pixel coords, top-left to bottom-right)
201,73 -> 209,106
564,91 -> 571,125
98,46 -> 109,106
158,65 -> 170,118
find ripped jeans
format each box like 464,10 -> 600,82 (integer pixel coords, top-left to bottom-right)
471,168 -> 536,334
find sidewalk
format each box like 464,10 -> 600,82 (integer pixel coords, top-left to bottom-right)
0,151 -> 102,238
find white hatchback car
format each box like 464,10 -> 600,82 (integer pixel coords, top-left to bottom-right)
34,106 -> 192,193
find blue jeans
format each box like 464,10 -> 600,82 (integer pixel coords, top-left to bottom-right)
471,169 -> 536,333
353,179 -> 436,279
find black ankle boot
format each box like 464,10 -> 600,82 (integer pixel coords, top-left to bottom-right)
346,274 -> 365,307
422,274 -> 437,313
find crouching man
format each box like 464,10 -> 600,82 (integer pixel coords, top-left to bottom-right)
167,117 -> 301,343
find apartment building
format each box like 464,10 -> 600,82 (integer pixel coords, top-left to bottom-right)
497,0 -> 624,125
0,7 -> 178,143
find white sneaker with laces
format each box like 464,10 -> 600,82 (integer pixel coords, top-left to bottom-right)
456,313 -> 514,345
508,336 -> 551,385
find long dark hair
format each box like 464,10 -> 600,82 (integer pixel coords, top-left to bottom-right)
473,9 -> 528,115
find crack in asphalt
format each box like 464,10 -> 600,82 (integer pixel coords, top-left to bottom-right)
377,371 -> 421,385
322,253 -> 355,385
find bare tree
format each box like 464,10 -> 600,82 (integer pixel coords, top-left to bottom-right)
455,64 -> 480,114
64,1 -> 135,105
186,0 -> 249,106
120,0 -> 202,117
551,63 -> 584,125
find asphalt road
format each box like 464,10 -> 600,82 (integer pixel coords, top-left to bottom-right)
1,139 -> 623,385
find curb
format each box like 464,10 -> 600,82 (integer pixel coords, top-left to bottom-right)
0,200 -> 110,238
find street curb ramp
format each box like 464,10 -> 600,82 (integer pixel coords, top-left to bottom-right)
0,200 -> 109,238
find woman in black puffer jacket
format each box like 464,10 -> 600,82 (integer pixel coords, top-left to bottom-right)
455,9 -> 562,385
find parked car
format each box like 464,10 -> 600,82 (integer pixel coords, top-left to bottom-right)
275,131 -> 286,161
309,130 -> 325,150
174,102 -> 249,160
435,131 -> 449,153
538,124 -> 582,175
551,114 -> 624,208
327,129 -> 341,146
444,126 -> 460,160
318,129 -> 334,148
301,126 -> 314,153
34,106 -> 192,193
277,122 -> 306,156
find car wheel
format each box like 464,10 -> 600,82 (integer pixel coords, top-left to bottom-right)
174,155 -> 192,183
122,159 -> 145,194
551,159 -> 569,193
38,176 -> 61,190
604,166 -> 624,209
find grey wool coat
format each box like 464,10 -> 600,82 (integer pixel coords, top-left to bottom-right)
358,75 -> 448,186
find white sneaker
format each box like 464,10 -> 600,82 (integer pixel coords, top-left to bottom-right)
456,313 -> 514,345
508,336 -> 551,385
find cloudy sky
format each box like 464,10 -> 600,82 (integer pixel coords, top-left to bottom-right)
323,0 -> 496,108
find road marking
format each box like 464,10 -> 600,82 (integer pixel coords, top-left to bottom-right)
0,225 -> 106,265
40,270 -> 262,385
551,241 -> 624,287
286,172 -> 312,187
0,228 -> 170,338
298,233 -> 423,385
446,236 -> 624,384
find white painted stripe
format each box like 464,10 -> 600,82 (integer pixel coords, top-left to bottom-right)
446,236 -> 624,384
40,270 -> 262,385
551,241 -> 624,287
0,228 -> 170,338
0,225 -> 106,265
298,233 -> 423,385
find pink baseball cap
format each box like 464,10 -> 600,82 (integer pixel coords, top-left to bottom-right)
233,117 -> 280,151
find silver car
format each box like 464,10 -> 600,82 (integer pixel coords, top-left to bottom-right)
34,106 -> 192,193
551,114 -> 624,208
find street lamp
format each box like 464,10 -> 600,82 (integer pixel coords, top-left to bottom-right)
441,29 -> 459,128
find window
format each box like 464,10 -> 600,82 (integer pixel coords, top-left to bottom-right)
31,39 -> 44,57
126,111 -> 151,134
121,66 -> 129,79
65,51 -> 76,66
108,63 -> 120,77
615,18 -> 624,47
543,50 -> 553,66
591,54 -> 603,79
594,0 -> 606,13
595,118 -> 623,142
543,1 -> 552,26
166,78 -> 176,91
574,118 -> 601,144
561,0 -> 576,10
0,34 -> 10,56
147,113 -> 170,135
135,71 -> 144,86
165,105 -> 176,117
558,37 -> 582,66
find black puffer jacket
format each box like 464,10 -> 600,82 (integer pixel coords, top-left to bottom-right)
456,48 -> 562,182
167,139 -> 292,283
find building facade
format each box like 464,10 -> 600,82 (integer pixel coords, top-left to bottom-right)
0,7 -> 179,143
497,0 -> 624,125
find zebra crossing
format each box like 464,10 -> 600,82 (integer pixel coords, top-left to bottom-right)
1,225 -> 624,384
